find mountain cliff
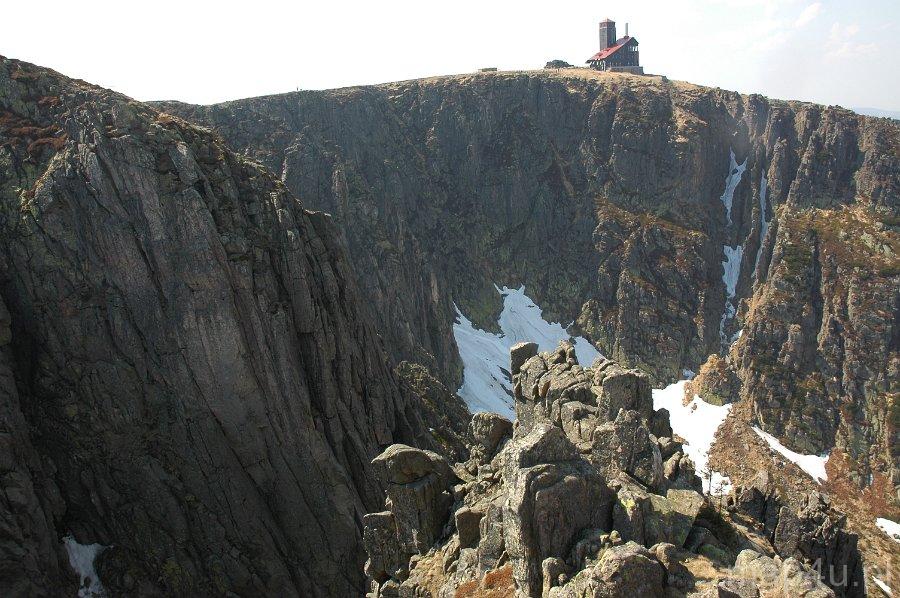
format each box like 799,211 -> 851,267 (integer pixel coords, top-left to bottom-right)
159,70 -> 898,503
1,56 -> 897,597
0,56 -> 466,596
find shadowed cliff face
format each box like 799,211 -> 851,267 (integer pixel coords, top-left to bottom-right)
160,71 -> 898,493
0,56 -> 455,596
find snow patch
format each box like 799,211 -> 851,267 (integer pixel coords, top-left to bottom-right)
717,150 -> 748,348
874,576 -> 893,596
722,245 -> 744,299
454,285 -> 602,419
720,149 -> 747,226
876,517 -> 900,544
652,380 -> 732,494
752,427 -> 829,483
719,244 -> 744,345
63,536 -> 108,597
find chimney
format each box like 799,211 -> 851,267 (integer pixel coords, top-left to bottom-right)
626,23 -> 629,37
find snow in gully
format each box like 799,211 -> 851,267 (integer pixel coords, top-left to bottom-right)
718,150 -> 748,348
454,287 -> 736,496
653,380 -> 732,494
453,285 -> 600,419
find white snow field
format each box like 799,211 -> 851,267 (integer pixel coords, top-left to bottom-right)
453,285 -> 601,419
63,535 -> 108,597
652,380 -> 732,494
876,517 -> 900,544
752,427 -> 829,483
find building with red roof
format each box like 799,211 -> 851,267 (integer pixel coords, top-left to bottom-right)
587,19 -> 644,74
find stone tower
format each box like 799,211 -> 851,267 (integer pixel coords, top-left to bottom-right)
599,19 -> 616,49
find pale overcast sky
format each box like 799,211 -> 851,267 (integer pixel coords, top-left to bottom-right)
3,0 -> 898,111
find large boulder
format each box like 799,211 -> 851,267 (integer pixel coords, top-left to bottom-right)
468,412 -> 513,463
613,483 -> 703,548
510,342 -> 540,375
776,557 -> 835,598
591,410 -> 664,491
363,511 -> 404,583
476,497 -> 506,574
733,550 -> 834,597
549,541 -> 666,598
371,444 -> 454,487
503,424 -> 614,596
652,542 -> 695,592
591,360 -> 654,422
364,445 -> 455,583
733,550 -> 780,587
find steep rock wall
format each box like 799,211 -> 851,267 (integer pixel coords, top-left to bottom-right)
0,56 -> 442,596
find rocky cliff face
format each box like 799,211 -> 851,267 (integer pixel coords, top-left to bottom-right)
1,56 -> 896,597
0,56 -> 461,596
160,70 -> 898,498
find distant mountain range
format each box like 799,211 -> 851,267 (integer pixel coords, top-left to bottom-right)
854,106 -> 900,119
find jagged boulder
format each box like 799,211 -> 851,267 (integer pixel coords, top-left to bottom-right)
662,451 -> 704,492
592,409 -> 664,491
503,424 -> 614,597
468,412 -> 513,464
511,342 -> 540,376
364,445 -> 455,584
733,550 -> 780,587
733,550 -> 835,598
515,343 -> 597,434
476,497 -> 506,574
613,481 -> 703,548
363,512 -> 405,583
649,409 -> 674,440
591,359 -> 654,422
549,541 -> 666,598
455,506 -> 484,549
777,557 -> 836,598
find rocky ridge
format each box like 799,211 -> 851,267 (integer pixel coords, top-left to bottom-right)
363,343 -> 863,597
0,56 -> 466,596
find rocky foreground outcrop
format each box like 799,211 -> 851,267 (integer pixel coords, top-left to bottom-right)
364,343 -> 862,597
0,56 -> 465,596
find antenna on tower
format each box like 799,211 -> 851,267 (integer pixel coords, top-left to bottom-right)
626,23 -> 629,37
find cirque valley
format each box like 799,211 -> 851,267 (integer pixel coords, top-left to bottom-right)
0,28 -> 898,598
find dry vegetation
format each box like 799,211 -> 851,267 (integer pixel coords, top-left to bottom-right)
455,565 -> 515,598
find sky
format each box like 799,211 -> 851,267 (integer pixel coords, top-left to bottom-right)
3,0 -> 898,111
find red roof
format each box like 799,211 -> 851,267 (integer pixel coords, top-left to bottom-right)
587,36 -> 634,61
